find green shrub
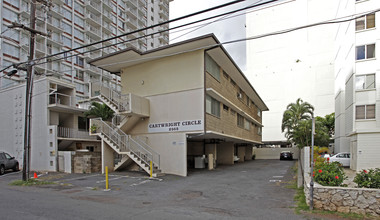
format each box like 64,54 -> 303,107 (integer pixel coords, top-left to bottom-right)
353,168 -> 380,189
313,161 -> 347,186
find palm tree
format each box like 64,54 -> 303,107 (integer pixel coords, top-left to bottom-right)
281,98 -> 314,147
84,102 -> 114,121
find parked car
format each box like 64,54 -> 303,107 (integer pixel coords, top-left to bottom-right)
0,152 -> 19,175
329,152 -> 350,167
280,151 -> 293,160
320,154 -> 331,159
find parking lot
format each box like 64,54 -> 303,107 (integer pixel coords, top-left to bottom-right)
0,160 -> 308,220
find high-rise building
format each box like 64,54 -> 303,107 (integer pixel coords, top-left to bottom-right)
0,0 -> 171,103
246,0 -> 338,146
335,0 -> 380,170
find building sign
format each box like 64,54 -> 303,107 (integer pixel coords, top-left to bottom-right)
148,119 -> 203,133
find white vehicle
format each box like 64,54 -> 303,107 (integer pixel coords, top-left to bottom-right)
329,152 -> 350,167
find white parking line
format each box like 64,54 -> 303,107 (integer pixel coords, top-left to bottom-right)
96,176 -> 128,183
130,179 -> 151,187
0,171 -> 21,178
59,174 -> 101,182
269,180 -> 282,183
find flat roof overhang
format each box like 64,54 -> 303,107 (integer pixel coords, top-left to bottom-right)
187,131 -> 263,145
90,35 -> 218,74
48,104 -> 87,114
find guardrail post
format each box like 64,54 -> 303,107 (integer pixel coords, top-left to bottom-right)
105,166 -> 109,190
150,161 -> 153,178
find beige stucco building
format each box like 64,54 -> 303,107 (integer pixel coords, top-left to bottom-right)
89,34 -> 268,176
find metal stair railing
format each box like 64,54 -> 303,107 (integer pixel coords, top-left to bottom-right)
91,118 -> 128,152
133,136 -> 160,169
91,118 -> 160,170
112,114 -> 129,127
91,81 -> 130,112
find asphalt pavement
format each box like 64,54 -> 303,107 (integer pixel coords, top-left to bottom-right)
0,160 -> 316,220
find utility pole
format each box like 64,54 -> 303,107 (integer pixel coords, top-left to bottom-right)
309,116 -> 315,210
8,0 -> 50,181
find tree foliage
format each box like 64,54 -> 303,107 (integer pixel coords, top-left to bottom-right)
316,112 -> 335,138
281,99 -> 333,148
84,102 -> 114,121
281,98 -> 314,147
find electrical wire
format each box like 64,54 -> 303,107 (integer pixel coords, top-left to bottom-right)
94,8 -> 380,69
170,0 -> 265,42
33,0 -> 281,66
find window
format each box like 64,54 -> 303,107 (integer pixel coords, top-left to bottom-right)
237,114 -> 244,127
205,54 -> 220,81
244,119 -> 250,130
3,7 -> 19,22
2,42 -> 19,59
62,36 -> 72,48
356,104 -> 375,119
63,8 -> 72,21
230,79 -> 236,87
75,57 -> 84,67
257,127 -> 262,135
223,104 -> 229,111
4,0 -> 20,8
356,14 -> 375,31
74,28 -> 84,41
246,97 -> 250,106
356,74 -> 375,90
62,22 -> 72,35
223,71 -> 228,79
356,44 -> 375,60
257,109 -> 261,117
74,15 -> 84,27
2,25 -> 19,42
206,95 -> 220,117
74,2 -> 84,14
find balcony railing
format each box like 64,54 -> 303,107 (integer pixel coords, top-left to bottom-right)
49,92 -> 75,107
57,127 -> 97,140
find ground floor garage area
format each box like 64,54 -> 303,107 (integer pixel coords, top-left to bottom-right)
187,140 -> 254,171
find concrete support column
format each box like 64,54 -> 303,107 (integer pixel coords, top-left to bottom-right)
237,146 -> 246,162
245,147 -> 253,161
101,141 -> 114,174
205,143 -> 217,168
217,142 -> 234,165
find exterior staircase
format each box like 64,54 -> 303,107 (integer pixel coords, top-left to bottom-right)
90,118 -> 160,177
88,81 -> 159,176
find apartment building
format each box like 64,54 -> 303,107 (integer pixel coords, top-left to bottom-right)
246,0 -> 338,146
335,0 -> 380,170
0,0 -> 171,104
88,34 -> 267,176
0,76 -> 101,172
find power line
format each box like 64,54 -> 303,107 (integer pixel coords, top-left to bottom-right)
170,0 -> 265,42
33,0 -> 282,66
6,0 -> 252,70
94,8 -> 380,69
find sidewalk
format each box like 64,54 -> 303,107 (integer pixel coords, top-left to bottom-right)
343,168 -> 356,188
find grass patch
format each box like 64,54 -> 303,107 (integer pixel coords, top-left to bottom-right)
294,186 -> 309,214
10,179 -> 56,186
312,210 -> 377,220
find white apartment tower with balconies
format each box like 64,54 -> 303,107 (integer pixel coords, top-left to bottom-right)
335,0 -> 380,170
0,0 -> 171,103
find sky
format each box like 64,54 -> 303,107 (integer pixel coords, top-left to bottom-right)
169,0 -> 252,71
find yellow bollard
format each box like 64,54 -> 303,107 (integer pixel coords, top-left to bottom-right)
105,166 -> 109,190
150,161 -> 153,178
